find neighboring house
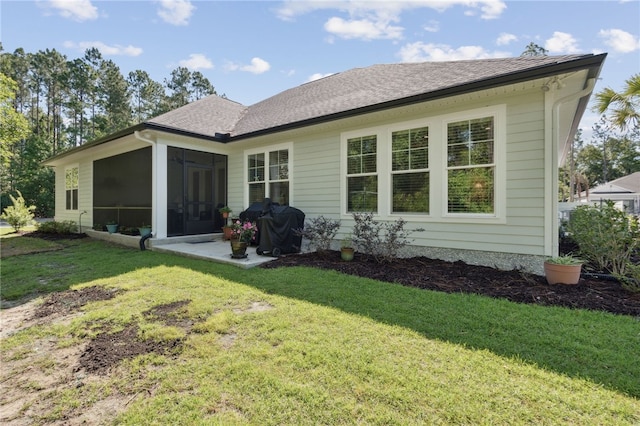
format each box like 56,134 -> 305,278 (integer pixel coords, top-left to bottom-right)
43,53 -> 607,273
583,172 -> 640,214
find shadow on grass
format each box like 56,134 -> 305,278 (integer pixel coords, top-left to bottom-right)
2,238 -> 639,399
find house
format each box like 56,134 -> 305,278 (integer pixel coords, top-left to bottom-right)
583,172 -> 640,215
43,53 -> 607,274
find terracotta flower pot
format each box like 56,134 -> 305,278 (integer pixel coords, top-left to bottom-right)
341,247 -> 354,261
544,262 -> 582,285
222,226 -> 233,240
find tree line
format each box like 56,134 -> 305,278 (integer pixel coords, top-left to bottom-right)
0,43 -> 218,215
0,43 -> 638,217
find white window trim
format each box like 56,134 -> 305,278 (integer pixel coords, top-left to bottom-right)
440,105 -> 506,223
340,105 -> 506,224
244,142 -> 293,207
64,165 -> 79,211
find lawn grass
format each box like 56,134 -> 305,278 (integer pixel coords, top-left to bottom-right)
1,235 -> 639,424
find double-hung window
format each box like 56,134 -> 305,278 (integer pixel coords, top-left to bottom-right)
65,167 -> 79,211
391,126 -> 429,214
347,135 -> 378,212
247,147 -> 290,205
446,117 -> 495,214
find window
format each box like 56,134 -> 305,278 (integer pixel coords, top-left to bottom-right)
347,135 -> 378,212
391,126 -> 429,213
247,147 -> 290,205
65,167 -> 79,210
446,117 -> 495,214
341,105 -> 504,221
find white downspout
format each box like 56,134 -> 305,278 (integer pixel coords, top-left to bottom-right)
547,78 -> 596,257
134,130 -> 155,145
552,78 -> 596,165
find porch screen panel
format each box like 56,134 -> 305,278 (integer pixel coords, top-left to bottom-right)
93,147 -> 152,227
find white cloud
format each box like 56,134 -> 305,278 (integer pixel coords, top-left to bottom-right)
63,41 -> 143,56
545,31 -> 580,54
496,32 -> 517,46
598,29 -> 640,53
324,16 -> 403,40
157,0 -> 195,26
307,72 -> 335,82
398,42 -> 510,62
178,54 -> 214,70
275,1 -> 506,41
424,20 -> 439,33
45,0 -> 98,21
226,58 -> 271,75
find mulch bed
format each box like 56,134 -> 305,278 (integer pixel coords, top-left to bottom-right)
261,250 -> 640,317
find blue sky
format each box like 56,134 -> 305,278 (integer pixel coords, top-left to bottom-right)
2,0 -> 639,140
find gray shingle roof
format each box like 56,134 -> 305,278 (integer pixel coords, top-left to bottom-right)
148,95 -> 246,137
145,54 -> 606,140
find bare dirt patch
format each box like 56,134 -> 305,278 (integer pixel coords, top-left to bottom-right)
0,287 -> 188,425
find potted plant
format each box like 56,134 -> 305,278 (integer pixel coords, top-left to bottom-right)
106,220 -> 118,234
229,220 -> 258,258
219,206 -> 232,219
544,254 -> 583,285
138,223 -> 152,237
340,234 -> 354,261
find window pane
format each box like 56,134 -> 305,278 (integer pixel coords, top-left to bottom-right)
362,154 -> 376,173
347,135 -> 377,174
347,156 -> 361,175
392,130 -> 409,151
410,127 -> 429,149
269,181 -> 289,205
249,183 -> 265,204
448,117 -> 493,167
72,189 -> 78,210
470,117 -> 493,142
269,150 -> 289,180
393,172 -> 429,213
448,167 -> 494,213
248,153 -> 265,182
66,190 -> 72,210
347,175 -> 377,212
392,127 -> 428,171
410,149 -> 428,169
392,150 -> 409,171
469,141 -> 493,164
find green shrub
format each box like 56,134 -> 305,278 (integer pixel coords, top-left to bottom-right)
351,212 -> 424,263
295,216 -> 341,252
0,191 -> 35,231
567,201 -> 639,277
37,220 -> 77,234
617,263 -> 640,293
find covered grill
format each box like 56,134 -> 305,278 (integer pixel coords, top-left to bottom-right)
254,203 -> 305,257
